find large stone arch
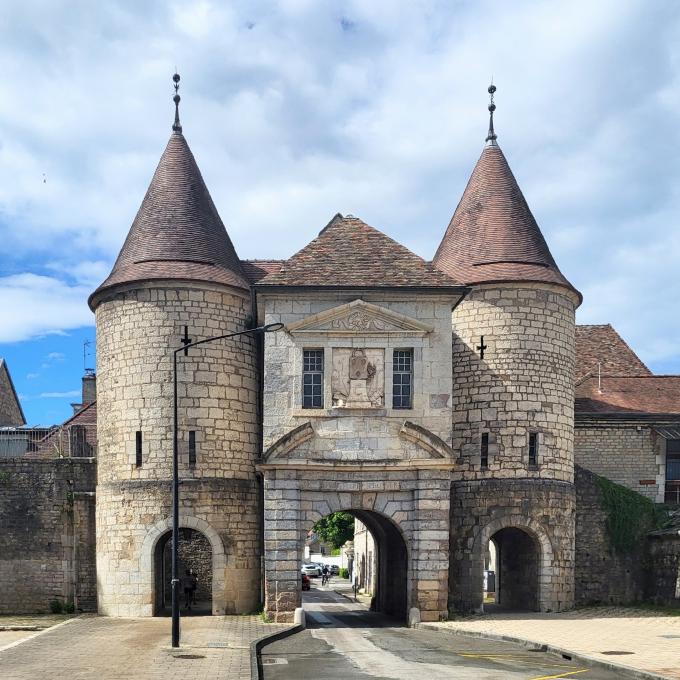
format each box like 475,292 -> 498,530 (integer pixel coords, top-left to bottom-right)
262,467 -> 451,624
140,515 -> 227,615
473,513 -> 555,612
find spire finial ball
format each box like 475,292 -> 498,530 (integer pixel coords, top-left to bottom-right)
173,73 -> 180,84
488,84 -> 496,95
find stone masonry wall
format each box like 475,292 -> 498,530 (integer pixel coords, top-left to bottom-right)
575,423 -> 663,502
0,459 -> 96,613
95,282 -> 261,616
449,478 -> 575,614
647,533 -> 680,606
451,284 -> 577,483
574,464 -> 647,605
261,292 -> 455,458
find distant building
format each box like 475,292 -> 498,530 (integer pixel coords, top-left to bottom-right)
0,359 -> 25,427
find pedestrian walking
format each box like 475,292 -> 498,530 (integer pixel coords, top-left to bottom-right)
181,569 -> 193,609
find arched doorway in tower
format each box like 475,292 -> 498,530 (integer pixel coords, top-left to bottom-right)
485,527 -> 540,612
305,509 -> 408,622
153,528 -> 213,616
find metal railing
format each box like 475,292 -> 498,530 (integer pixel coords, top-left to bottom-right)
0,424 -> 96,459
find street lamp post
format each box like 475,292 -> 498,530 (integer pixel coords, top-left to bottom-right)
170,322 -> 283,647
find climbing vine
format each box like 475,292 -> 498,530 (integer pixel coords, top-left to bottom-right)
596,475 -> 665,553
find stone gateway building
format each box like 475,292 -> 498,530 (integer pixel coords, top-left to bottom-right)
2,80 -> 680,620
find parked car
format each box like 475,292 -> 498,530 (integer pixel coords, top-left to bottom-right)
301,573 -> 311,591
330,564 -> 340,575
301,563 -> 321,577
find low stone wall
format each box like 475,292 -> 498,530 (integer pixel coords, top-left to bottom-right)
575,464 -> 650,606
647,531 -> 680,606
0,458 -> 96,613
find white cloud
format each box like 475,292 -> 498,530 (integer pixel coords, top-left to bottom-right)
0,274 -> 93,343
39,390 -> 80,399
0,1 -> 677,370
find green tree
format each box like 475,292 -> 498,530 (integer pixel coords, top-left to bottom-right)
312,511 -> 355,549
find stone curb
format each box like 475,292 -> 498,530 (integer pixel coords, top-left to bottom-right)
250,623 -> 304,680
416,623 -> 673,680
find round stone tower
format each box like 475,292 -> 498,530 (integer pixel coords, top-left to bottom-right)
433,87 -> 581,614
89,77 -> 260,616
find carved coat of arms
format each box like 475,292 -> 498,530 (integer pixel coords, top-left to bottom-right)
332,348 -> 384,408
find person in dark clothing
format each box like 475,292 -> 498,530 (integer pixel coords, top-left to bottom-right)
190,570 -> 198,606
181,569 -> 193,609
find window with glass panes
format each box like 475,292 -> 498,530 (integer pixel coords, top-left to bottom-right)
392,349 -> 413,409
302,349 -> 324,409
665,440 -> 680,504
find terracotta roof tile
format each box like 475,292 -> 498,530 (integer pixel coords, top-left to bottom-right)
576,376 -> 680,415
90,132 -> 248,309
433,144 -> 580,300
257,214 -> 463,289
240,260 -> 285,284
575,324 -> 651,382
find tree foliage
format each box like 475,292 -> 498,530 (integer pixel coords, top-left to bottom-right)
313,511 -> 355,549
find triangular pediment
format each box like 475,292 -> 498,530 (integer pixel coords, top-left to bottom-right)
286,300 -> 433,336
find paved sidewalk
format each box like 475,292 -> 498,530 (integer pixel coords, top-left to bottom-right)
424,607 -> 680,679
0,614 -> 291,680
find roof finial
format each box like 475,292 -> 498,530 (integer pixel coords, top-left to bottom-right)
172,72 -> 182,133
485,80 -> 497,145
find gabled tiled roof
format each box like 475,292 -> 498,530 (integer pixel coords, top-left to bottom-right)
576,376 -> 680,415
90,132 -> 248,309
0,359 -> 26,426
433,144 -> 580,300
241,260 -> 286,284
575,324 -> 651,383
257,214 -> 464,290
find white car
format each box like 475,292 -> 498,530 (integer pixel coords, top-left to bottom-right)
301,563 -> 321,577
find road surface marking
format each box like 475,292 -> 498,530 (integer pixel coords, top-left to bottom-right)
529,670 -> 589,680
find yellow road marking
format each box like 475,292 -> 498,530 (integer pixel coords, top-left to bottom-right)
529,670 -> 590,680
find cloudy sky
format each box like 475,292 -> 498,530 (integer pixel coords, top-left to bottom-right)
1,0 -> 679,424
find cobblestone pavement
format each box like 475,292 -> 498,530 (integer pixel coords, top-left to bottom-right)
0,614 -> 291,680
426,607 -> 680,679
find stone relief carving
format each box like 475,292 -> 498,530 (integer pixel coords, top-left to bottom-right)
331,348 -> 384,408
330,312 -> 390,332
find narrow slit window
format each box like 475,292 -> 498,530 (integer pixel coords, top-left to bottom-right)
302,349 -> 324,409
528,432 -> 539,467
480,432 -> 489,469
189,431 -> 196,466
135,431 -> 143,468
392,349 -> 413,409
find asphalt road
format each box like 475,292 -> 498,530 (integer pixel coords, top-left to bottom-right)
260,586 -> 623,680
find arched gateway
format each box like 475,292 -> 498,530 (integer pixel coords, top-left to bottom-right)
260,421 -> 454,624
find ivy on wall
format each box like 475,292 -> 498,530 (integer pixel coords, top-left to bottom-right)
596,475 -> 665,553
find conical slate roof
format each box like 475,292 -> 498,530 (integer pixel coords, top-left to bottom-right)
433,143 -> 580,300
90,131 -> 248,309
257,214 -> 464,289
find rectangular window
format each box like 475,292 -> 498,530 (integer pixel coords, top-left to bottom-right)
665,440 -> 680,504
302,349 -> 324,409
480,432 -> 489,469
135,431 -> 143,468
392,349 -> 413,409
528,432 -> 539,467
189,431 -> 196,467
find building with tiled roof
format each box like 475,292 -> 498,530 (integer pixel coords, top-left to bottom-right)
4,79 -> 679,622
0,359 -> 25,427
575,324 -> 652,381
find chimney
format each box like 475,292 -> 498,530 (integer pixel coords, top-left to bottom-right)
82,369 -> 96,406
